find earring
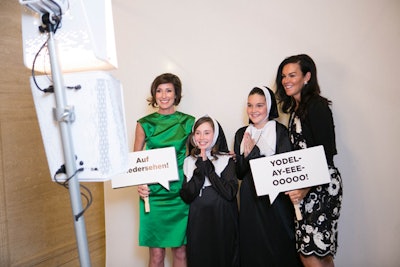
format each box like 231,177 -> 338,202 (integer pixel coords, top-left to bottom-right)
304,81 -> 308,85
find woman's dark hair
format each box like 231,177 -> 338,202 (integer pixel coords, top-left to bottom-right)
147,73 -> 182,107
188,116 -> 228,159
275,54 -> 330,119
248,86 -> 279,122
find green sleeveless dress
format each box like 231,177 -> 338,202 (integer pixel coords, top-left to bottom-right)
137,111 -> 194,247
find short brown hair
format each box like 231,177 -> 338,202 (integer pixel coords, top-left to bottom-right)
147,73 -> 182,107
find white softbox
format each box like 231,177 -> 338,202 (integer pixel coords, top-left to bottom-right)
31,71 -> 128,182
20,0 -> 118,73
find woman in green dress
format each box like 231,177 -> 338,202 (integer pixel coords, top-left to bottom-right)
135,73 -> 194,267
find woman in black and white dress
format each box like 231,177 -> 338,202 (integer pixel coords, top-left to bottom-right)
275,54 -> 343,267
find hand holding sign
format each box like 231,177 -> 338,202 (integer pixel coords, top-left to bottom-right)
111,147 -> 179,212
249,145 -> 331,220
137,185 -> 151,213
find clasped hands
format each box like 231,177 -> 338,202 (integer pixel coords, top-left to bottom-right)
243,132 -> 256,158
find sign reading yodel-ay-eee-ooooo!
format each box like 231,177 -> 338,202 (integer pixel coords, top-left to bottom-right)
249,145 -> 331,203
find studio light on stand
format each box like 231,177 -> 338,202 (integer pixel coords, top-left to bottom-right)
19,0 -> 127,266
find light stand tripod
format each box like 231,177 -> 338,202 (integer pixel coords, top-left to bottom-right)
40,13 -> 91,266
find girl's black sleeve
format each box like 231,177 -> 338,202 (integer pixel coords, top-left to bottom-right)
206,158 -> 238,201
179,158 -> 206,203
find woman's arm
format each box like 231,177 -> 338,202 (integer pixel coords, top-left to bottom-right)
133,122 -> 146,152
306,98 -> 337,164
134,122 -> 149,200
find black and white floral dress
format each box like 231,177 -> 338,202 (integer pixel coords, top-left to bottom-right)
288,96 -> 343,258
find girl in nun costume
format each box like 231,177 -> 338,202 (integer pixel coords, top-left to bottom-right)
180,116 -> 239,267
234,87 -> 302,267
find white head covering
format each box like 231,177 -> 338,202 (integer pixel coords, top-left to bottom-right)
184,115 -> 230,186
240,87 -> 277,156
191,115 -> 219,158
260,86 -> 272,118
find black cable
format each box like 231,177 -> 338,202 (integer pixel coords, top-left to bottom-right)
38,1 -> 91,220
74,183 -> 93,221
31,0 -> 63,93
53,166 -> 93,221
31,37 -> 51,92
31,2 -> 81,93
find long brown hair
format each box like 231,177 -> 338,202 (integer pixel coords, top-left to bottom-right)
275,54 -> 330,119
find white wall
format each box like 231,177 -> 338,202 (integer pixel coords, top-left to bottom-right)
105,1 -> 400,266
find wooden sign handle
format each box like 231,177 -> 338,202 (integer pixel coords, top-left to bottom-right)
144,196 -> 150,213
294,203 -> 302,220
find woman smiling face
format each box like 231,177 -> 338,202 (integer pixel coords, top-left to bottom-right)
281,63 -> 310,103
155,83 -> 176,114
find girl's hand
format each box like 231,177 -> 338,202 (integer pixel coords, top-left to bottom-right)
229,151 -> 236,162
200,148 -> 207,161
243,132 -> 256,157
137,184 -> 150,199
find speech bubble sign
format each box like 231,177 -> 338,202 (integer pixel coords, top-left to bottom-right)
249,145 -> 331,203
111,147 -> 179,190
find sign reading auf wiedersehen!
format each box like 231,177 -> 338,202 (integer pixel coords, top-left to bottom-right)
111,147 -> 179,190
249,145 -> 331,203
